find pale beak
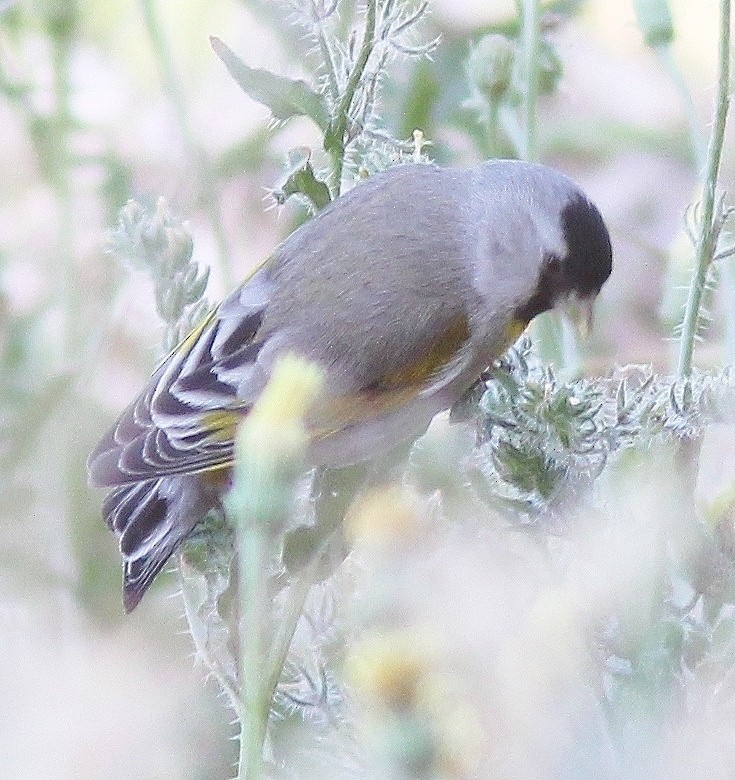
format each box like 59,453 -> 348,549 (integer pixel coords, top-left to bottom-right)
563,296 -> 595,339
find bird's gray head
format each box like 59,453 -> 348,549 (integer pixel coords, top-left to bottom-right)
513,191 -> 613,331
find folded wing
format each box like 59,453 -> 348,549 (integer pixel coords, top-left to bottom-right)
88,267 -> 275,488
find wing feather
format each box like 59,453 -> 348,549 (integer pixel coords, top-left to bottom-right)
88,268 -> 274,487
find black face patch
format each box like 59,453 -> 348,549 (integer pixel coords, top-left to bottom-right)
513,252 -> 564,323
560,194 -> 612,298
513,193 -> 612,324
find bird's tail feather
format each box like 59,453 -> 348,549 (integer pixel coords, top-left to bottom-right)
102,475 -> 216,612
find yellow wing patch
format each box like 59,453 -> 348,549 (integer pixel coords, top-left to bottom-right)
195,316 -> 525,452
200,409 -> 244,443
308,315 -> 471,440
373,315 -> 471,391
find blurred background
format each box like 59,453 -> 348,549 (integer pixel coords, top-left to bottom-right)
1,0 -> 734,777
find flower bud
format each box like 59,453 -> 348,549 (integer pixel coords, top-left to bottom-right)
634,0 -> 675,48
468,34 -> 516,104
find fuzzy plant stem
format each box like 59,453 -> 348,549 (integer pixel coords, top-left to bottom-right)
238,502 -> 271,780
723,260 -> 735,364
139,0 -> 234,290
677,0 -> 731,378
178,565 -> 244,721
325,0 -> 376,196
229,357 -> 324,780
268,463 -> 365,694
485,99 -> 502,157
311,1 -> 341,103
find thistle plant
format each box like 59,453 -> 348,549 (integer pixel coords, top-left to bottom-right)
106,197 -> 211,353
212,0 -> 436,208
460,3 -> 735,773
675,0 -> 732,378
104,4 -> 440,776
470,340 -> 735,524
87,0 -> 735,777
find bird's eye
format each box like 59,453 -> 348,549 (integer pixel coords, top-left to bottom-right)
545,253 -> 562,274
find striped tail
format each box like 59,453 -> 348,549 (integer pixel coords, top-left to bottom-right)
103,475 -> 218,611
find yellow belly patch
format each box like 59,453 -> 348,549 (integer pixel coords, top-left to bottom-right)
504,318 -> 528,345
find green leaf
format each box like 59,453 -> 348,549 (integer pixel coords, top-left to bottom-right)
272,147 -> 332,211
210,36 -> 329,130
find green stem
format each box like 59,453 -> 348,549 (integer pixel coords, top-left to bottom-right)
326,0 -> 376,196
177,566 -> 244,722
520,0 -> 541,162
520,0 -> 571,366
139,0 -> 234,290
312,2 -> 341,103
238,523 -> 270,779
656,45 -> 708,171
677,0 -> 731,377
722,258 -> 735,364
498,102 -> 525,158
51,29 -> 76,363
263,551 -> 325,704
138,0 -> 191,148
264,464 -> 362,714
46,17 -> 83,614
239,464 -> 362,776
485,99 -> 502,157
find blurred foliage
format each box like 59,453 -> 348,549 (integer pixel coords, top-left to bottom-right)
107,197 -> 210,351
3,0 -> 735,778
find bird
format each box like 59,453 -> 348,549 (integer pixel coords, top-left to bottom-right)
88,159 -> 613,611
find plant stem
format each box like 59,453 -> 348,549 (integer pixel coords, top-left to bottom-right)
50,27 -> 76,363
483,98 -> 505,158
264,549 -> 326,705
47,12 -> 85,625
263,464 -> 362,701
519,0 -> 575,368
677,0 -> 731,378
177,565 -> 244,721
498,102 -> 525,158
326,0 -> 376,196
139,0 -> 234,290
722,258 -> 735,364
656,45 -> 708,171
311,0 -> 341,102
138,0 -> 191,150
520,0 -> 540,162
238,522 -> 270,779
